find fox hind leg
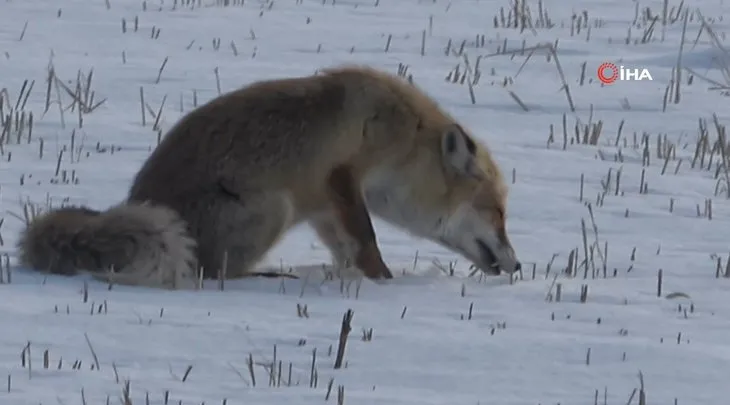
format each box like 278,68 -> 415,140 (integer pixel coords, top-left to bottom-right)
194,192 -> 294,279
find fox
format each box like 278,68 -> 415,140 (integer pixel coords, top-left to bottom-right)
16,65 -> 522,289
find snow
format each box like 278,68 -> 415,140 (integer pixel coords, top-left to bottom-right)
1,0 -> 729,403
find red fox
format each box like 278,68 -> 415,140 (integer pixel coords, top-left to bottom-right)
17,65 -> 521,289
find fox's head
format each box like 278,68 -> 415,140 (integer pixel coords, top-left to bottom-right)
363,123 -> 521,276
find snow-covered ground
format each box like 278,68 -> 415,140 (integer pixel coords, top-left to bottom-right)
1,0 -> 729,403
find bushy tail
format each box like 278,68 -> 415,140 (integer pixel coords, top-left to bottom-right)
16,203 -> 198,289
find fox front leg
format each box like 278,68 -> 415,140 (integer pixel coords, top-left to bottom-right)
318,165 -> 393,280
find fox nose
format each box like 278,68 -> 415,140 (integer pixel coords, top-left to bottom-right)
514,261 -> 522,272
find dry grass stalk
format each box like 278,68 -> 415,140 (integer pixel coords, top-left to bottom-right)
83,333 -> 101,371
333,309 -> 353,369
673,9 -> 690,104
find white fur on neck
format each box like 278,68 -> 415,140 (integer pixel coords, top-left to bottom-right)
361,168 -> 447,238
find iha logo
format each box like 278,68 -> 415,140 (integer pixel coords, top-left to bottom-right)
597,62 -> 653,85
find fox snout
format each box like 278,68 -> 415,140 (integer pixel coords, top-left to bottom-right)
475,238 -> 521,275
437,204 -> 521,277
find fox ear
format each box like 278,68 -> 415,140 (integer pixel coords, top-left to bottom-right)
440,125 -> 486,180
